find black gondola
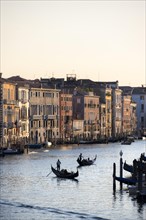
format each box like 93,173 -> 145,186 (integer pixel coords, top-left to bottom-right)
77,155 -> 97,166
123,161 -> 134,173
115,176 -> 137,185
3,148 -> 24,155
51,166 -> 79,179
121,140 -> 131,145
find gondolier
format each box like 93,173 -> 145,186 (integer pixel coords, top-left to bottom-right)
79,153 -> 83,161
57,159 -> 61,171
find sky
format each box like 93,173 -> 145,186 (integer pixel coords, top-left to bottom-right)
0,0 -> 146,86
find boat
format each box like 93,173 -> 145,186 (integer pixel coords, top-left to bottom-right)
128,175 -> 146,200
77,155 -> 97,166
127,136 -> 135,142
121,140 -> 131,145
26,142 -> 52,149
123,161 -> 134,173
3,148 -> 24,155
79,140 -> 96,144
51,166 -> 79,179
26,143 -> 43,149
114,176 -> 137,185
140,153 -> 146,161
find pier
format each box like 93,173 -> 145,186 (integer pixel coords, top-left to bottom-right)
113,152 -> 146,201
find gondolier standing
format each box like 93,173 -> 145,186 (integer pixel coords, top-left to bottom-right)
79,153 -> 83,161
57,159 -> 61,171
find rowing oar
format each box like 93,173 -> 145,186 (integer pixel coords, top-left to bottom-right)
46,166 -> 56,177
46,170 -> 52,177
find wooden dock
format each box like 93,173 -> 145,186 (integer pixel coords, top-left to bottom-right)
113,152 -> 146,201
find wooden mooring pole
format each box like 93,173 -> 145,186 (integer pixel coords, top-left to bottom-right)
113,162 -> 116,192
137,160 -> 143,194
118,150 -> 123,190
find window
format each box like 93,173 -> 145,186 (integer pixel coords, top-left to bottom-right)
46,105 -> 52,115
31,105 -> 37,115
141,117 -> 144,123
21,90 -> 26,99
141,104 -> 144,112
21,106 -> 27,119
8,89 -> 10,100
77,98 -> 80,104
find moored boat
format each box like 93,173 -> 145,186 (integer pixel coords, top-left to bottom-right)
128,175 -> 146,200
26,142 -> 52,149
77,155 -> 97,166
3,148 -> 23,155
121,140 -> 131,145
114,176 -> 137,185
140,153 -> 146,161
51,166 -> 79,179
123,161 -> 134,173
26,143 -> 43,149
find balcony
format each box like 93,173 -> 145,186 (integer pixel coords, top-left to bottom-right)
3,99 -> 17,105
47,115 -> 56,120
31,115 -> 42,120
20,98 -> 28,104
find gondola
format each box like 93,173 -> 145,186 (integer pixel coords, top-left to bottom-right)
141,153 -> 146,161
114,176 -> 137,185
121,140 -> 131,145
3,148 -> 24,155
77,155 -> 97,166
123,161 -> 134,173
51,166 -> 79,179
25,143 -> 43,149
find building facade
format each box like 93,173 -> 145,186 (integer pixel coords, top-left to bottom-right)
17,85 -> 30,144
29,87 -> 60,145
60,91 -> 73,141
3,82 -> 20,147
100,103 -> 106,139
132,86 -> 146,137
73,91 -> 100,140
105,87 -> 112,138
112,88 -> 122,138
122,95 -> 132,136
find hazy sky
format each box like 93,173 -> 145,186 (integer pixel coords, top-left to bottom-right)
1,0 -> 145,86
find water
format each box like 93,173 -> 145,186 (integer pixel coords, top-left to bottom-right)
0,140 -> 146,220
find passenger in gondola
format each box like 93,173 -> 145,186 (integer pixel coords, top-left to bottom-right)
57,159 -> 61,171
64,169 -> 68,174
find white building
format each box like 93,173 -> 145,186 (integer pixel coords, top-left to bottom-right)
29,87 -> 60,144
17,85 -> 29,143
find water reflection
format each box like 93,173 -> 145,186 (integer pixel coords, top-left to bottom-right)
54,177 -> 79,185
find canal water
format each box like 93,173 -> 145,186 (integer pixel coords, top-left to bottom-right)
0,140 -> 146,220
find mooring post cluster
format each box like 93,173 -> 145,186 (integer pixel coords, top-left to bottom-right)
113,152 -> 146,200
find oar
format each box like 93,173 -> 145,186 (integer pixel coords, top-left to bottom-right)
46,170 -> 52,177
46,166 -> 57,177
